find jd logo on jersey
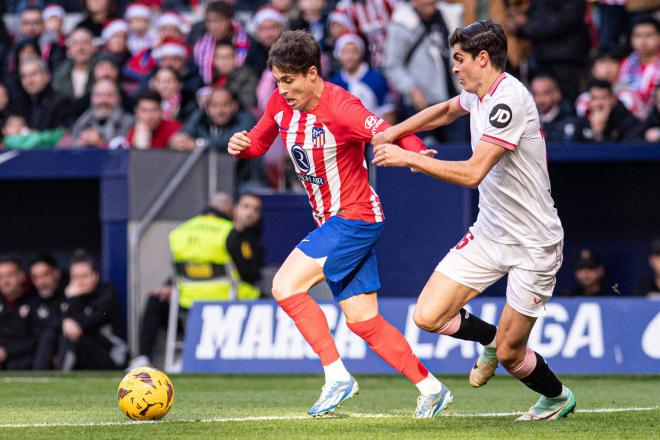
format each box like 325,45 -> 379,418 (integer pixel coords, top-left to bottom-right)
291,144 -> 311,173
489,104 -> 512,128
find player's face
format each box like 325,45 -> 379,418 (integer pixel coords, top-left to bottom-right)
451,45 -> 483,94
272,65 -> 318,111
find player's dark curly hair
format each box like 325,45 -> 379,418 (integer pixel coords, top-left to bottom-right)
449,20 -> 507,71
268,30 -> 322,76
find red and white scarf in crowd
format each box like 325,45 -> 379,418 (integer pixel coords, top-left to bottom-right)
618,53 -> 660,118
194,20 -> 250,85
337,0 -> 397,68
162,93 -> 181,121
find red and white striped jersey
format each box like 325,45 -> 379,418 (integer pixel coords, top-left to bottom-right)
337,0 -> 398,68
240,82 -> 425,225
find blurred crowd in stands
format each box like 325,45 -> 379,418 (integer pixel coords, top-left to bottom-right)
0,0 -> 656,190
0,191 -> 265,371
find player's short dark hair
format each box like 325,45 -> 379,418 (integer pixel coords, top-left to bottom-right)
449,20 -> 507,71
29,253 -> 59,270
206,1 -> 234,18
588,79 -> 613,93
137,90 -> 162,106
268,30 -> 322,76
631,16 -> 659,33
0,255 -> 23,271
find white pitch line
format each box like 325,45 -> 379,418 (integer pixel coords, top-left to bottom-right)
0,407 -> 657,429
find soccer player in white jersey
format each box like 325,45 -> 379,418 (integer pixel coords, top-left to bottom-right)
372,20 -> 576,420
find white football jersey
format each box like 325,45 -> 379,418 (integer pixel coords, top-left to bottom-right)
457,73 -> 564,246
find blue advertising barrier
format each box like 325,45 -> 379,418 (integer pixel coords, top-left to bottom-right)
183,298 -> 660,374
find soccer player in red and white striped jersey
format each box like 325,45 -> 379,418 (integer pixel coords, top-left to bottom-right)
229,30 -> 451,418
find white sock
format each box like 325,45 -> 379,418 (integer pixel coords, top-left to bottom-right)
415,373 -> 443,395
323,358 -> 351,382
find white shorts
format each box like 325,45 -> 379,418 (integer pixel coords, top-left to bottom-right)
435,229 -> 563,317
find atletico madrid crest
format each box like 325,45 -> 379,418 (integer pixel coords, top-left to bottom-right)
312,127 -> 325,148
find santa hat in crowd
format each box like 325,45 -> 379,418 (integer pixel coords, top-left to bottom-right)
333,33 -> 365,59
124,3 -> 151,21
252,7 -> 287,29
328,10 -> 356,34
156,12 -> 190,35
43,4 -> 65,22
102,20 -> 129,43
152,37 -> 189,60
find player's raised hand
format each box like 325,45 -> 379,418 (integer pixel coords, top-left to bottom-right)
372,143 -> 413,167
228,130 -> 251,156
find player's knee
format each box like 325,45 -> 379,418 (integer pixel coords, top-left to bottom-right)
412,308 -> 445,333
497,345 -> 525,370
270,279 -> 293,301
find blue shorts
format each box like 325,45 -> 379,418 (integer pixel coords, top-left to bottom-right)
296,216 -> 384,302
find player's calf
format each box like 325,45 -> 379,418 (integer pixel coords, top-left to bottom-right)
502,347 -> 576,420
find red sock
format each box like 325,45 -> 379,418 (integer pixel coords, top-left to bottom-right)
347,314 -> 429,384
277,293 -> 340,366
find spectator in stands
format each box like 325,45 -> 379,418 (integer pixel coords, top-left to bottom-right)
101,20 -> 131,66
576,80 -> 645,142
43,5 -> 66,39
124,3 -> 154,55
75,0 -> 118,38
337,0 -> 397,68
643,85 -> 660,142
53,28 -> 98,104
246,8 -> 287,113
149,66 -> 197,123
635,238 -> 660,297
289,0 -> 328,51
170,87 -> 263,187
126,90 -> 182,149
384,0 -> 461,142
0,256 -> 36,370
331,33 -> 395,123
212,42 -> 258,111
530,75 -> 579,143
0,19 -> 11,85
575,49 -> 641,119
509,0 -> 590,103
128,192 -> 263,369
28,254 -> 66,370
16,7 -> 45,40
70,79 -> 134,148
618,17 -> 660,119
0,83 -> 11,128
229,192 -> 265,297
57,250 -> 127,370
1,112 -> 65,149
151,38 -> 203,96
193,1 -> 251,85
6,37 -> 41,90
246,7 -> 289,76
14,57 -> 73,130
564,249 -> 610,296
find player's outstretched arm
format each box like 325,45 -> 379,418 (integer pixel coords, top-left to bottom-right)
373,139 -> 505,189
372,97 -> 467,145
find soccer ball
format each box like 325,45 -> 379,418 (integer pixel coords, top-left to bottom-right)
117,367 -> 174,420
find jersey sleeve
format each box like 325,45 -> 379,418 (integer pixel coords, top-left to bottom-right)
456,89 -> 476,113
333,91 -> 425,152
240,93 -> 280,159
480,92 -> 525,151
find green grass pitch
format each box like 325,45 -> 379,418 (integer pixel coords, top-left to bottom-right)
0,373 -> 658,439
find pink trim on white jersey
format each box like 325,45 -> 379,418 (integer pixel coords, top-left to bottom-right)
481,134 -> 516,150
